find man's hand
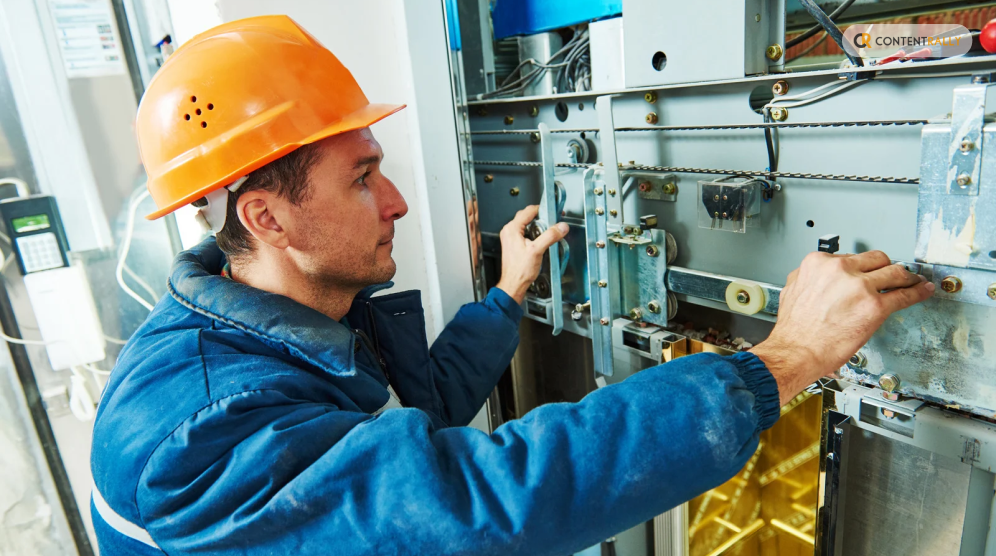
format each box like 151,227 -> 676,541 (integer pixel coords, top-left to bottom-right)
751,251 -> 934,406
495,205 -> 570,304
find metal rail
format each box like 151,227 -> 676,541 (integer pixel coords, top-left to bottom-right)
469,119 -> 929,135
472,160 -> 919,184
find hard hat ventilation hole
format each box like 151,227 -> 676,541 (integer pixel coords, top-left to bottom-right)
196,108 -> 202,115
184,114 -> 190,121
190,95 -> 197,103
201,121 -> 208,128
207,103 -> 214,110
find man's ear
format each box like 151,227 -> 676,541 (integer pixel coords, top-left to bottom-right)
236,190 -> 289,250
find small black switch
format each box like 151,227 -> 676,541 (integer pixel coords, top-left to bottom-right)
640,214 -> 658,231
818,234 -> 840,254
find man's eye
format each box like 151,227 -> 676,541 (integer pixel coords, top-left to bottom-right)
357,172 -> 371,186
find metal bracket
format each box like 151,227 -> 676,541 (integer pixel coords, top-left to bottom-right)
666,266 -> 782,315
583,167 -> 614,377
597,95 -> 624,226
537,123 -> 563,336
815,410 -> 851,556
947,78 -> 992,196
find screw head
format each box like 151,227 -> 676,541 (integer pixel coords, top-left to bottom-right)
772,80 -> 789,96
644,92 -> 657,104
879,374 -> 901,393
646,112 -> 659,125
736,290 -> 750,305
608,189 -> 616,196
529,105 -> 539,117
595,208 -> 604,215
629,307 -> 643,320
509,187 -> 520,196
596,241 -> 605,248
647,300 -> 662,314
766,44 -> 784,61
530,132 -> 541,143
663,182 -> 677,195
609,209 -> 618,217
600,318 -> 610,326
639,182 -> 652,192
594,187 -> 603,195
960,138 -> 976,153
722,212 -> 728,218
598,280 -> 607,288
770,107 -> 788,121
941,276 -> 963,293
755,13 -> 761,22
849,352 -> 867,367
988,283 -> 996,300
957,173 -> 972,187
571,311 -> 583,322
646,245 -> 660,257
504,115 -> 514,125
483,174 -> 493,183
713,194 -> 720,201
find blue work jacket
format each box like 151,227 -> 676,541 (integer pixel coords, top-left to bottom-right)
90,238 -> 780,555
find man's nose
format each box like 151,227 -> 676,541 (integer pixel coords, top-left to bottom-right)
380,177 -> 408,221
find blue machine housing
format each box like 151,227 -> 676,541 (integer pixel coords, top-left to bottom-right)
491,0 -> 622,39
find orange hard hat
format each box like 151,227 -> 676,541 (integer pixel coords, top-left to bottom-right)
136,15 -> 405,220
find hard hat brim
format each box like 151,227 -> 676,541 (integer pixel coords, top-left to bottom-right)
144,102 -> 406,220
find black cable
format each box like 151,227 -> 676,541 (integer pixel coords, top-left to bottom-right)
786,0 -> 858,49
763,110 -> 778,181
798,0 -> 864,67
786,31 -> 829,64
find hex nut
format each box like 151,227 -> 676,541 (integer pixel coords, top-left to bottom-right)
960,138 -> 975,153
736,290 -> 750,305
529,105 -> 539,117
849,352 -> 867,368
644,92 -> 657,104
663,182 -> 677,195
772,80 -> 789,96
647,300 -> 662,314
600,318 -> 610,326
629,307 -> 643,320
646,112 -> 659,125
598,280 -> 608,288
504,115 -> 514,125
646,245 -> 660,257
941,276 -> 963,293
989,283 -> 996,300
509,187 -> 520,196
766,44 -> 784,61
609,210 -> 618,217
596,241 -> 606,249
879,373 -> 901,393
594,187 -> 603,195
957,173 -> 972,187
483,174 -> 493,183
608,189 -> 616,196
530,132 -> 540,143
881,409 -> 896,419
595,208 -> 605,215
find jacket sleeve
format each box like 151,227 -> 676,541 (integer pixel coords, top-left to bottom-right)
424,287 -> 523,426
137,351 -> 780,556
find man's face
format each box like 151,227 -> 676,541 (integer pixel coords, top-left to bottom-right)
281,128 -> 408,288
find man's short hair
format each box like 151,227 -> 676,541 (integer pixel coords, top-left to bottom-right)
215,143 -> 323,261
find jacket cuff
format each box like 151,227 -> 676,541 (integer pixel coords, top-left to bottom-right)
729,351 -> 780,433
487,287 -> 524,323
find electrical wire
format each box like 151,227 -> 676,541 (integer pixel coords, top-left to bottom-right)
763,79 -> 865,111
798,0 -> 864,68
123,264 -> 159,304
786,31 -> 829,64
0,329 -> 49,345
116,189 -> 156,312
785,0 -> 858,49
482,27 -> 590,99
102,334 -> 128,345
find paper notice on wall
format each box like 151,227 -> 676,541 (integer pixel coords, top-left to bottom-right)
48,0 -> 126,78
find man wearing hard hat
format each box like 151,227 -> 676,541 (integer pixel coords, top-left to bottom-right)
90,15 -> 933,556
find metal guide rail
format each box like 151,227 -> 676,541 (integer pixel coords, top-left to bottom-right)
468,118 -> 930,135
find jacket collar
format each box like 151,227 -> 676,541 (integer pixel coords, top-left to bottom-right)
167,238 -> 391,377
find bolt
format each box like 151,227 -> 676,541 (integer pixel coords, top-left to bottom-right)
772,80 -> 789,96
600,318 -> 610,326
639,182 -> 652,192
879,373 -> 901,393
755,13 -> 761,22
629,307 -> 643,320
714,211 -> 720,218
957,173 -> 972,187
608,189 -> 616,196
595,208 -> 605,215
575,301 -> 590,313
646,245 -> 660,257
646,112 -> 659,125
882,409 -> 897,419
644,92 -> 657,104
941,276 -> 963,293
483,174 -> 494,183
849,352 -> 867,368
596,241 -> 605,249
509,187 -> 520,196
529,105 -> 539,117
960,138 -> 975,153
770,107 -> 788,121
647,300 -> 662,314
594,187 -> 603,195
609,210 -> 618,217
663,182 -> 677,195
989,283 -> 996,300
598,280 -> 607,288
722,212 -> 728,218
504,115 -> 514,125
766,44 -> 784,61
530,132 -> 540,143
713,194 -> 720,201
736,290 -> 750,305
723,195 -> 728,201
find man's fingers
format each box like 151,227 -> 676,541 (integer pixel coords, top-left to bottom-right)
866,264 -> 926,292
879,280 -> 935,314
509,205 -> 540,233
850,250 -> 892,273
531,223 -> 569,252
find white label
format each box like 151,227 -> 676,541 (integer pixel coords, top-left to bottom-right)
48,0 -> 126,78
